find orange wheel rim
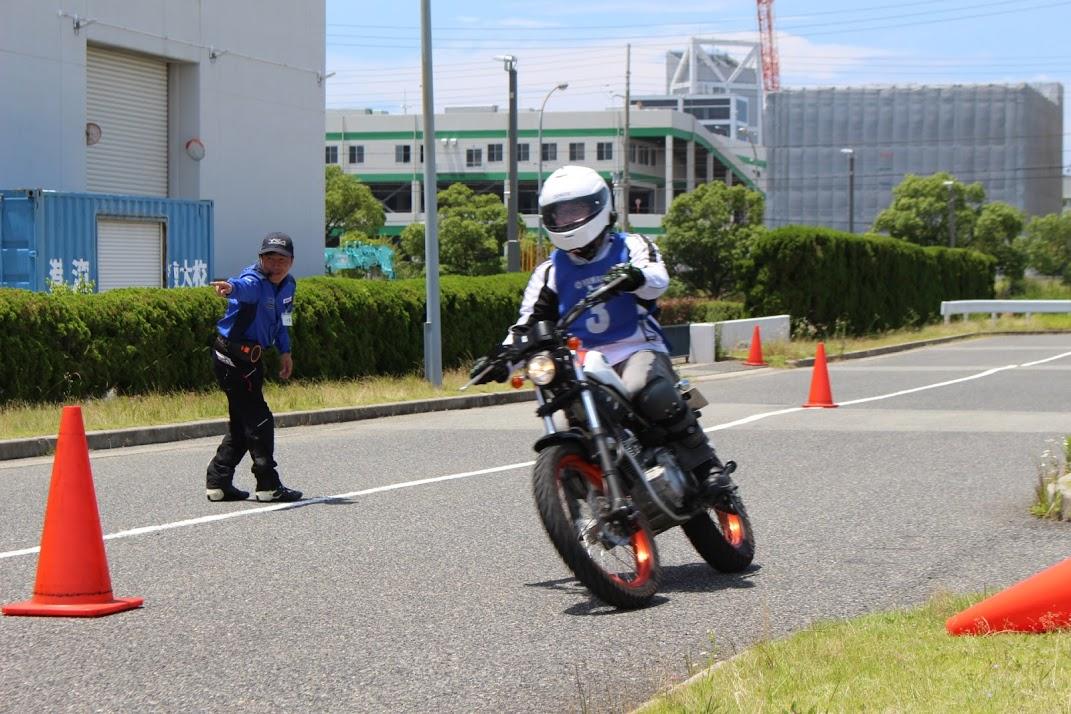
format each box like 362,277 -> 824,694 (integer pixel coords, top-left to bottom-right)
557,454 -> 652,589
718,511 -> 745,547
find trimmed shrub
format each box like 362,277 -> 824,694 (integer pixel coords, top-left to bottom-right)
658,298 -> 746,326
742,227 -> 995,335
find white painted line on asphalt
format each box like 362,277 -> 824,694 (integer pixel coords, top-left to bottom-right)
4,351 -> 1071,562
838,365 -> 1017,407
0,461 -> 535,561
1020,350 -> 1071,367
704,407 -> 804,431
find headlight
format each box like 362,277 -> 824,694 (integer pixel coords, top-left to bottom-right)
526,352 -> 557,385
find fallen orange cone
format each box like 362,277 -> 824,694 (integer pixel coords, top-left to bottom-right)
743,325 -> 768,367
802,342 -> 838,408
946,557 -> 1071,635
3,406 -> 142,617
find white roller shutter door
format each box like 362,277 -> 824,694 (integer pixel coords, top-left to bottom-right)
97,219 -> 165,291
86,46 -> 169,196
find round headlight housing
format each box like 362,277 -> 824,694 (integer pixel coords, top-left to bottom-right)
526,352 -> 557,386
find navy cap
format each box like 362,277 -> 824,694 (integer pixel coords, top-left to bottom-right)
259,232 -> 294,258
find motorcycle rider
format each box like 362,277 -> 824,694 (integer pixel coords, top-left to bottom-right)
471,164 -> 733,501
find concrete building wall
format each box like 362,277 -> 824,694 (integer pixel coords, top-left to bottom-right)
765,84 -> 1064,232
0,0 -> 326,278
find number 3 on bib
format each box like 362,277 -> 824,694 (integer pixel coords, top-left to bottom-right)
585,303 -> 611,334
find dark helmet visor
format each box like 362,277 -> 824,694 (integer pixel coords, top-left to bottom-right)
541,186 -> 610,233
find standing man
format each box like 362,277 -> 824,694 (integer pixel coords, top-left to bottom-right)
205,232 -> 303,503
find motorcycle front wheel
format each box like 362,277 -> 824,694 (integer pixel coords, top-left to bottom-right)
682,488 -> 755,573
533,443 -> 661,609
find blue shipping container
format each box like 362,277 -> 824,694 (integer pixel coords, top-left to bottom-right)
0,189 -> 213,291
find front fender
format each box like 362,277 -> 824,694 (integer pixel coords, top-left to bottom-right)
533,431 -> 590,454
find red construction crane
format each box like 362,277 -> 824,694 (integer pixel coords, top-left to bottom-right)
756,0 -> 781,92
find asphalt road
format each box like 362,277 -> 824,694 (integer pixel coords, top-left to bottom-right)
2,334 -> 1071,712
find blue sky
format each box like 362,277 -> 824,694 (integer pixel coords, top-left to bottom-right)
325,0 -> 1069,171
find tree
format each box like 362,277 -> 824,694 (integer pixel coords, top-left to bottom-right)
396,183 -> 524,276
873,173 -> 985,247
973,201 -> 1026,287
325,165 -> 384,247
659,181 -> 765,297
1019,213 -> 1071,281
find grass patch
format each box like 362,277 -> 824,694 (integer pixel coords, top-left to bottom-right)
639,593 -> 1071,713
0,368 -> 514,440
724,315 -> 1071,367
1032,436 -> 1071,521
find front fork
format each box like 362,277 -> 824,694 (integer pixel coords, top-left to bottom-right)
570,366 -> 632,523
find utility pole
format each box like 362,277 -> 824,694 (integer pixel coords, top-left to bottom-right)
419,0 -> 441,385
621,43 -> 631,231
840,147 -> 855,233
495,55 -> 520,271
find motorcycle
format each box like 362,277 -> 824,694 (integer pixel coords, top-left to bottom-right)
464,274 -> 755,609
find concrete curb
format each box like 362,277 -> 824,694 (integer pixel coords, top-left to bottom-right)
6,329 -> 1065,462
0,389 -> 537,461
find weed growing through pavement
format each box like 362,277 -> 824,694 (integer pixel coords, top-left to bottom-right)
1032,436 -> 1071,521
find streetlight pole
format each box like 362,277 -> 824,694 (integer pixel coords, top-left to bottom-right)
840,147 -> 855,233
537,82 -> 568,253
419,0 -> 441,385
943,179 -> 956,247
622,43 -> 631,231
494,55 -> 520,271
738,126 -> 760,184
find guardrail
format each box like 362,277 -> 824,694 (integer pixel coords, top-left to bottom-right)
941,300 -> 1071,324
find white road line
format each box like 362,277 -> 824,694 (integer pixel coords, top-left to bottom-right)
0,461 -> 535,561
838,365 -> 1016,406
1020,350 -> 1071,367
3,352 -> 1069,561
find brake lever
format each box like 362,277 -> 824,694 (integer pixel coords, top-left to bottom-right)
458,348 -> 518,391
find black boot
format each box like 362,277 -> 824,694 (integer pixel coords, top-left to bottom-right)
696,458 -> 737,505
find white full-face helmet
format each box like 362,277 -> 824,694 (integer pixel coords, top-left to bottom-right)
539,165 -> 613,253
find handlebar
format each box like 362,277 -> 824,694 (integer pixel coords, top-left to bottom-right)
459,273 -> 629,391
558,273 -> 629,328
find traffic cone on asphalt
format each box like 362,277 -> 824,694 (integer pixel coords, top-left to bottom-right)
743,325 -> 768,367
2,406 -> 143,617
946,558 -> 1071,635
802,342 -> 838,408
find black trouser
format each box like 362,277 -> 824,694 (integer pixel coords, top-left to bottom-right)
616,350 -> 718,474
205,353 -> 281,492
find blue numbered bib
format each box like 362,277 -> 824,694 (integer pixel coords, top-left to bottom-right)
553,233 -> 640,347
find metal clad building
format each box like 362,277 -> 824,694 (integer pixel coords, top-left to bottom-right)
766,84 -> 1064,232
0,190 -> 212,292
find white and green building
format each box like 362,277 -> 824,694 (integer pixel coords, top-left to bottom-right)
326,107 -> 765,238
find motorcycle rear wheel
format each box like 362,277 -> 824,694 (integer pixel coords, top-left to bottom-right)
533,443 -> 661,609
682,489 -> 755,573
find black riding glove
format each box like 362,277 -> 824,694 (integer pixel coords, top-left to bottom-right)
604,262 -> 645,292
469,345 -> 510,385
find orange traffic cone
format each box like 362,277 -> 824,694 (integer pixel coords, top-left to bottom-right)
802,342 -> 838,408
946,558 -> 1071,635
743,325 -> 768,367
3,406 -> 142,617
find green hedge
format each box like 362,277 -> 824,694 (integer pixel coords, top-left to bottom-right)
658,298 -> 746,326
742,227 -> 995,335
0,273 -> 529,405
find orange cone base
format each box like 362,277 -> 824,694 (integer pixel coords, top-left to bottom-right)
3,595 -> 142,618
803,401 -> 838,408
946,557 -> 1071,635
743,358 -> 768,367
